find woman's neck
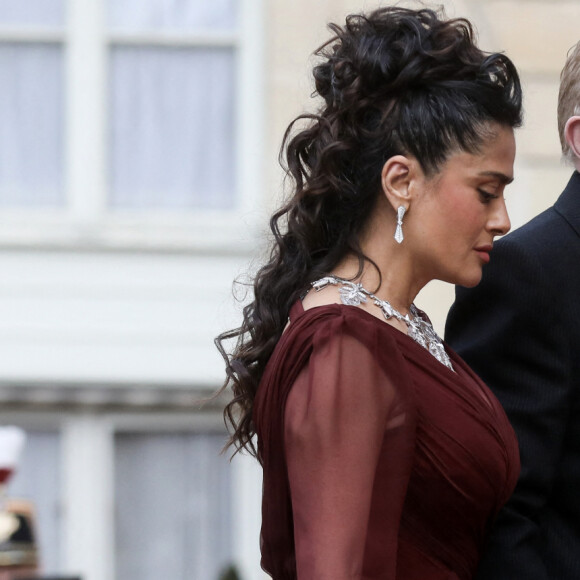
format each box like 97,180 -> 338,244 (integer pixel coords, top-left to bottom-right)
332,216 -> 430,315
332,259 -> 424,317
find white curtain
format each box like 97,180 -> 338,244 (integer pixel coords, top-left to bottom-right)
0,0 -> 63,27
9,431 -> 63,575
108,46 -> 236,210
0,43 -> 64,207
108,0 -> 237,32
0,0 -> 236,210
115,432 -> 233,580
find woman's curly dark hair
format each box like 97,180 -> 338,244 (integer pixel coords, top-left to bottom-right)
215,6 -> 522,457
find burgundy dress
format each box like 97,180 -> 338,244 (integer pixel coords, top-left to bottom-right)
253,301 -> 520,580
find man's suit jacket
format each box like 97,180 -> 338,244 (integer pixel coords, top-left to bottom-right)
445,171 -> 580,579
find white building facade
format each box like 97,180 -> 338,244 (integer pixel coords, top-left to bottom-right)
0,1 -> 264,579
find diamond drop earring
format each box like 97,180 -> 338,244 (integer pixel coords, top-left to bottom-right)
394,205 -> 406,244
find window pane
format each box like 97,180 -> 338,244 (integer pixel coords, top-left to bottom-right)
0,0 -> 64,27
115,432 -> 233,580
109,46 -> 235,210
0,44 -> 64,207
9,431 -> 62,574
108,0 -> 237,33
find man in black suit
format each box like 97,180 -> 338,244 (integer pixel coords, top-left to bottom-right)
445,41 -> 580,579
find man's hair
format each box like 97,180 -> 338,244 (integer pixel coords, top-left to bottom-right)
558,40 -> 580,159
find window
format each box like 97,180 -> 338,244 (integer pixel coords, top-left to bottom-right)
108,1 -> 237,211
9,429 -> 63,574
0,0 -> 263,251
3,413 -> 240,580
0,1 -> 65,208
115,432 -> 233,580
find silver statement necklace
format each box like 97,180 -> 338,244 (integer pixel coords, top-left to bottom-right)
311,275 -> 454,372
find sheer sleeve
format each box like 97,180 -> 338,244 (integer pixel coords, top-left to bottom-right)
284,313 -> 409,580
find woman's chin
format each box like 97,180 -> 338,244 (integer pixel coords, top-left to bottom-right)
460,274 -> 483,288
450,269 -> 483,289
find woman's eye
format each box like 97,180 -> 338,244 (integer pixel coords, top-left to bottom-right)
478,189 -> 498,204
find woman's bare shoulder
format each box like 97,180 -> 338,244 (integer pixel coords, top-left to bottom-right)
301,285 -> 343,311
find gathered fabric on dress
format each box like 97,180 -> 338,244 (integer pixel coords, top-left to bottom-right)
253,301 -> 520,580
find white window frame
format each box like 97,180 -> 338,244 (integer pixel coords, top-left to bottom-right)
0,0 -> 264,253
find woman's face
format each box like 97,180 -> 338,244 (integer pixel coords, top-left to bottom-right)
407,124 -> 516,288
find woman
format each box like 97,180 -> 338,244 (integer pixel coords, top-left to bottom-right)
216,7 -> 522,580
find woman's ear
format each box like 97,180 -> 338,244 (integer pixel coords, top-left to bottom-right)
564,116 -> 580,163
380,155 -> 417,212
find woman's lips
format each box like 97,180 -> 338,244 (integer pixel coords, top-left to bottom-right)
474,245 -> 493,263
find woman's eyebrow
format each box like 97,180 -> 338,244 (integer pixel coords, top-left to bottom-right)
478,170 -> 514,184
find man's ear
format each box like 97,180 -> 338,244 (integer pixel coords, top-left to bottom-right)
564,115 -> 580,160
380,155 -> 417,212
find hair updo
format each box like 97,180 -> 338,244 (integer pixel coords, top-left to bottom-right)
216,6 -> 522,456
